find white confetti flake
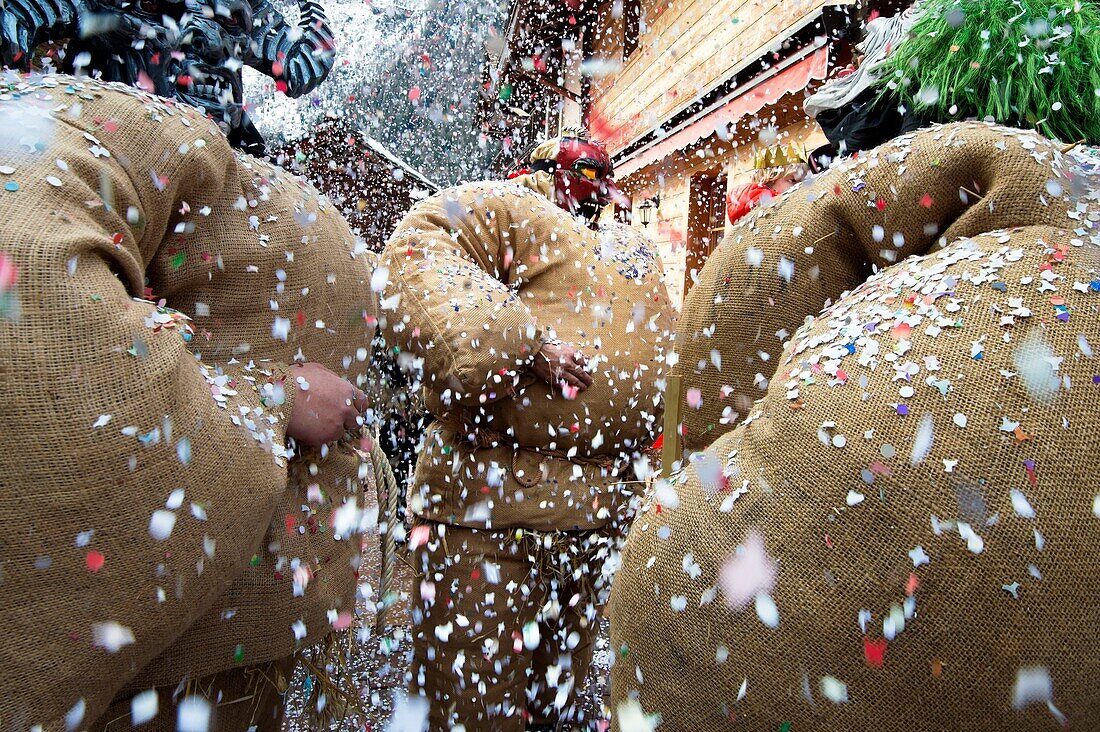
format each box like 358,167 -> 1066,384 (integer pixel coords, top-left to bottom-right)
1014,331 -> 1059,403
858,609 -> 872,633
1078,334 -> 1094,358
910,413 -> 934,465
1012,667 -> 1053,710
616,698 -> 657,732
958,522 -> 985,554
292,619 -> 308,641
92,621 -> 135,652
522,620 -> 541,650
845,490 -> 864,506
777,256 -> 795,283
272,316 -> 291,341
177,696 -> 211,732
908,545 -> 930,567
754,593 -> 779,628
65,699 -> 86,731
385,694 -> 429,732
820,675 -> 849,704
92,414 -> 112,428
670,595 -> 688,612
166,488 -> 185,510
1010,489 -> 1036,519
370,266 -> 390,293
148,510 -> 176,541
916,84 -> 940,105
131,689 -> 158,725
333,499 -> 362,536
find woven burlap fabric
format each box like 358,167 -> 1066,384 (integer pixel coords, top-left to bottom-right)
674,122 -> 1080,451
380,173 -> 675,530
91,656 -> 296,731
610,140 -> 1100,727
0,76 -> 378,730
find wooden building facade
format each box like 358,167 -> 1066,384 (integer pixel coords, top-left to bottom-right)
482,0 -> 910,307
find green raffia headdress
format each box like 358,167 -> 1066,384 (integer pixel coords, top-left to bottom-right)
878,0 -> 1100,145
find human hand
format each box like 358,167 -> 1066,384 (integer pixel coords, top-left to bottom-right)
530,339 -> 594,394
285,363 -> 368,447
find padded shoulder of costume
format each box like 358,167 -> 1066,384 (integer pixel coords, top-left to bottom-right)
439,178 -> 557,203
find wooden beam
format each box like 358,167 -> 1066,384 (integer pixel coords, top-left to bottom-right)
661,374 -> 683,479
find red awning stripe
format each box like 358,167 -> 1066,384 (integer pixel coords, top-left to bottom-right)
615,46 -> 830,180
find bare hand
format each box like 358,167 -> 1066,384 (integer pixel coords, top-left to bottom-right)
530,340 -> 593,394
286,363 -> 368,447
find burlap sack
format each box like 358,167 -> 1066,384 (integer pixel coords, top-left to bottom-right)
380,175 -> 675,530
609,126 -> 1100,729
673,122 -> 1083,451
0,76 -> 378,730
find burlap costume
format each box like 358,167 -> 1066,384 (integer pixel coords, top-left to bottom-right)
673,122 -> 1087,451
609,123 -> 1100,729
0,75 -> 379,730
379,171 -> 674,729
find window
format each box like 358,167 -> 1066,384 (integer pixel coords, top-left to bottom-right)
623,0 -> 641,59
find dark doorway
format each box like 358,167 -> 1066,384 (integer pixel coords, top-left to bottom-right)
683,171 -> 727,297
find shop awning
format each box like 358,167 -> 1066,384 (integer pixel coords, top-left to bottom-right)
614,46 -> 830,180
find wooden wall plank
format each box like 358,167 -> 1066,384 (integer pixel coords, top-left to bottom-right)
588,0 -> 833,153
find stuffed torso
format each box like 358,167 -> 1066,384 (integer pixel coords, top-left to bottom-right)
0,74 -> 377,728
380,172 -> 674,530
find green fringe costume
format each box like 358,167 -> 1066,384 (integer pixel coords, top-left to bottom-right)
879,0 -> 1100,145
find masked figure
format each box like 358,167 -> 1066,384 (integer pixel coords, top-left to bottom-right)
380,128 -> 674,730
511,127 -> 630,227
0,0 -> 334,154
803,6 -> 925,158
726,143 -> 809,225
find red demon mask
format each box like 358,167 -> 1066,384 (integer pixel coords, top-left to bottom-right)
552,136 -> 627,224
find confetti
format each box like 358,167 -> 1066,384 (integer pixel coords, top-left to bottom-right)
720,530 -> 776,610
92,621 -> 135,652
65,699 -> 86,731
1012,667 -> 1053,710
131,690 -> 159,725
177,696 -> 211,732
616,698 -> 657,732
910,413 -> 934,465
820,675 -> 849,704
86,550 -> 105,572
148,510 -> 177,541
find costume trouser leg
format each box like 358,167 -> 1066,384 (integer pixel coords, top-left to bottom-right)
526,532 -> 607,727
90,656 -> 295,732
409,520 -> 616,731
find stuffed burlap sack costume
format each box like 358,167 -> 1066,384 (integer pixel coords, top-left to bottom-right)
609,123 -> 1100,729
673,122 -> 1087,451
380,171 -> 675,531
0,75 -> 379,730
379,170 -> 674,729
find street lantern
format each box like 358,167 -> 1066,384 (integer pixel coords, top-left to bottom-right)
638,195 -> 659,227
